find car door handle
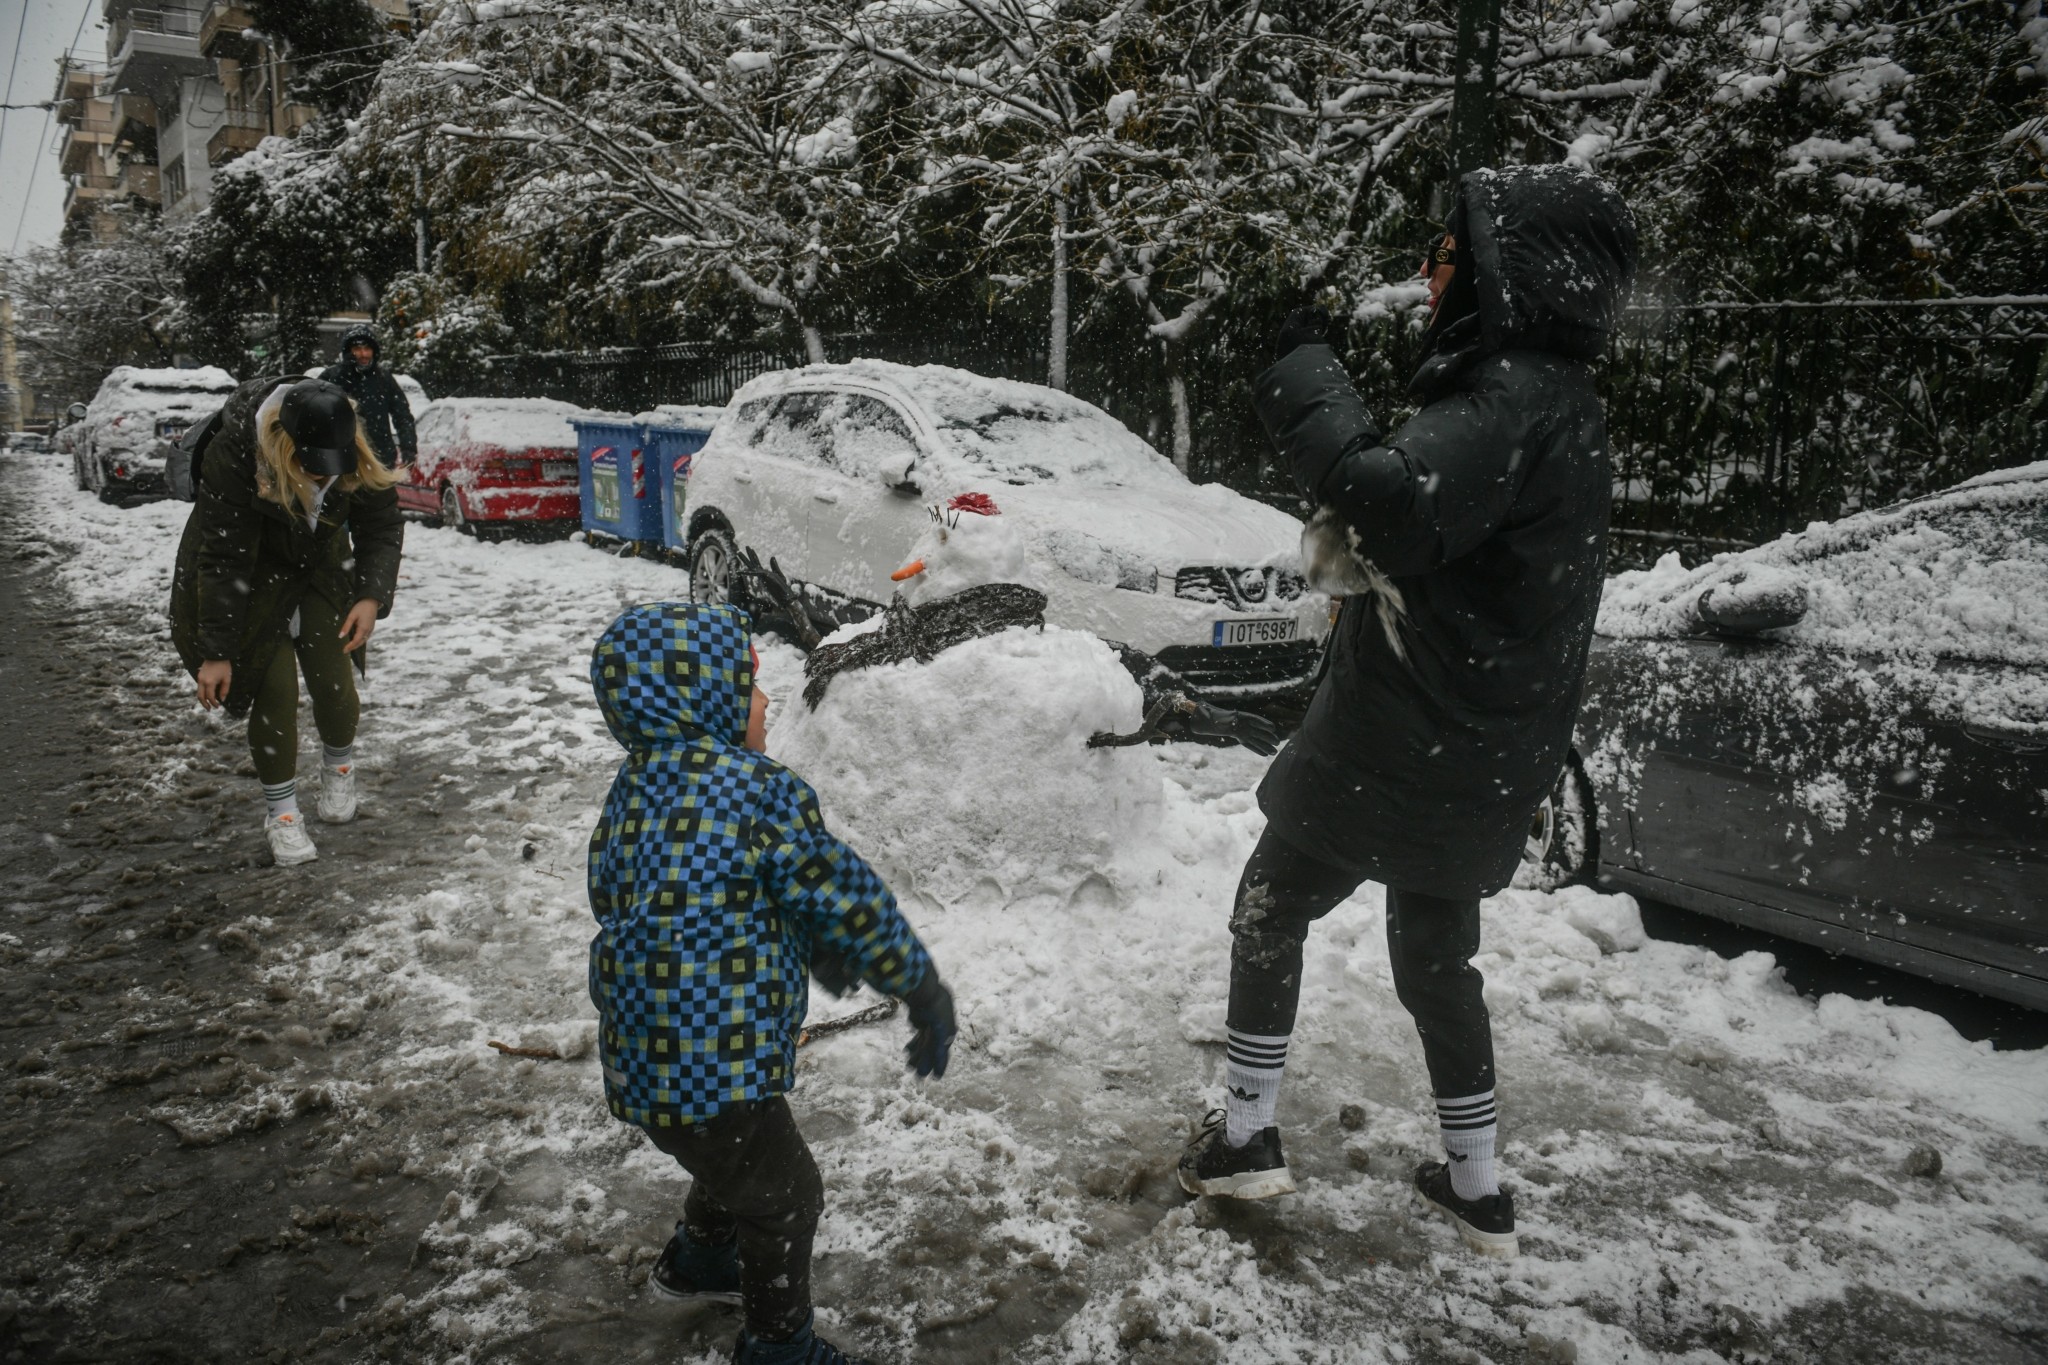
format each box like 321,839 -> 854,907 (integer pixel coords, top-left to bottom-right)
812,491 -> 839,505
1963,719 -> 2048,753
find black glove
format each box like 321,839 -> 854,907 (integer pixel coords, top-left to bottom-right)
901,970 -> 956,1080
1172,701 -> 1284,756
1273,306 -> 1333,363
810,943 -> 861,998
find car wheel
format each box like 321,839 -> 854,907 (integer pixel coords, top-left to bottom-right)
1516,754 -> 1597,892
440,484 -> 473,536
689,526 -> 739,605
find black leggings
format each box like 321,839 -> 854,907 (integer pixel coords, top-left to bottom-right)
1226,829 -> 1495,1099
642,1096 -> 824,1340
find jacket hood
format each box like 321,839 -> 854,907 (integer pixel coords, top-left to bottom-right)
591,603 -> 756,752
339,325 -> 381,364
1416,164 -> 1637,392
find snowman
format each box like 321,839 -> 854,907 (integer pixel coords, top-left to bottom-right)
887,491 -> 1041,605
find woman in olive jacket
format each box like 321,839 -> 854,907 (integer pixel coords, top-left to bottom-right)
169,377 -> 403,866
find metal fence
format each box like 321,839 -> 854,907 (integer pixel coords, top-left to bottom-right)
479,299 -> 2048,565
1600,298 -> 2048,559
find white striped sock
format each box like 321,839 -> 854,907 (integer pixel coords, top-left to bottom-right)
322,742 -> 354,770
1437,1089 -> 1499,1199
261,780 -> 299,820
1224,1029 -> 1289,1147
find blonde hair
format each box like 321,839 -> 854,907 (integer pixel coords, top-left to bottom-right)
255,394 -> 396,521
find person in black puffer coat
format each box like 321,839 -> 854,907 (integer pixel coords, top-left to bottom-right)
1177,165 -> 1637,1261
319,324 -> 417,468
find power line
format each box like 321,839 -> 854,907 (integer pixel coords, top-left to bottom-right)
10,0 -> 95,256
0,0 -> 38,178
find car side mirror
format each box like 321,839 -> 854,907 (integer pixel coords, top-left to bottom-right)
1696,566 -> 1808,636
67,403 -> 88,420
875,448 -> 920,497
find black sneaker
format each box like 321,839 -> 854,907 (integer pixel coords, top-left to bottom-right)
1413,1160 -> 1518,1258
650,1222 -> 742,1305
1177,1109 -> 1297,1199
732,1312 -> 874,1364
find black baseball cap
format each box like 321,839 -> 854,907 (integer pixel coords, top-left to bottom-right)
279,379 -> 359,477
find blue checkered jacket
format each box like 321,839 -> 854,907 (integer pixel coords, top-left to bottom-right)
586,602 -> 932,1129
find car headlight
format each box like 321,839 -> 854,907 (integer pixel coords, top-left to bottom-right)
1042,529 -> 1158,592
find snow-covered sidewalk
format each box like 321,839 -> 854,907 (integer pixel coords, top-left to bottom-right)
12,453 -> 2046,1364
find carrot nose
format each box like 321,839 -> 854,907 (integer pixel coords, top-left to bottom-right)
890,559 -> 926,582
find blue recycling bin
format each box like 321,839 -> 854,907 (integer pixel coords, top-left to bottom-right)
572,417 -> 663,544
648,418 -> 717,555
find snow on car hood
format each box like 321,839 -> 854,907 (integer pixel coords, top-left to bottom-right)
1599,464 -> 2048,666
957,477 -> 1304,579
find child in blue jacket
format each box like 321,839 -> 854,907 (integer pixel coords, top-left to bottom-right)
588,602 -> 954,1365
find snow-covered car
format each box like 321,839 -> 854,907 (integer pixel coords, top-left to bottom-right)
397,397 -> 586,537
72,366 -> 239,501
1550,463 -> 2048,1010
682,361 -> 1327,701
4,432 -> 51,453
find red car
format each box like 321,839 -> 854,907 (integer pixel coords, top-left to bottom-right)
397,398 -> 589,536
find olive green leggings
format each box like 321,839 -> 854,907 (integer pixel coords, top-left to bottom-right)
247,593 -> 359,786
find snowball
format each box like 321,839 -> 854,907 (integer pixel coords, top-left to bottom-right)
769,624 -> 1159,905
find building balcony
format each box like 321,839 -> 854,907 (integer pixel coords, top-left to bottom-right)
62,172 -> 122,223
55,61 -> 104,108
365,0 -> 415,31
110,91 -> 158,150
206,108 -> 266,165
116,161 -> 162,202
108,7 -> 209,99
59,116 -> 116,174
198,2 -> 256,60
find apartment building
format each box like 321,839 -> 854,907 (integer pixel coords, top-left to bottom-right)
54,2 -> 417,238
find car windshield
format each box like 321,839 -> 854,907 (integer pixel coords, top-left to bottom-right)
928,397 -> 1177,487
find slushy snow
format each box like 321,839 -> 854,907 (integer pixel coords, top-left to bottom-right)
7,449 -> 2044,1364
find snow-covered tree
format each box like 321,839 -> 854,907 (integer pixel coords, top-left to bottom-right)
6,222 -> 183,410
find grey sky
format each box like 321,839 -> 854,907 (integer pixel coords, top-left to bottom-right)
1,0 -> 106,258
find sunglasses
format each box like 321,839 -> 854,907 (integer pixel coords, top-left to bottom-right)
1419,237 -> 1458,275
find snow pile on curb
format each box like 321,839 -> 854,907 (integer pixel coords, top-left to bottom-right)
769,624 -> 1159,906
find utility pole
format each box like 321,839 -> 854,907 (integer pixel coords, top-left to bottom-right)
412,162 -> 429,273
1449,0 -> 1503,179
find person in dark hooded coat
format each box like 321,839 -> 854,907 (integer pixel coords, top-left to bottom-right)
319,324 -> 417,468
1177,165 -> 1638,1259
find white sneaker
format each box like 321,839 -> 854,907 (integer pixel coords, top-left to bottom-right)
266,811 -> 319,866
317,765 -> 358,824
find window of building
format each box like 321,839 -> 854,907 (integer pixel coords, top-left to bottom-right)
164,158 -> 187,205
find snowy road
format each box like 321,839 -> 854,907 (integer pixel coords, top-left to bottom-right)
1,451 -> 2043,1365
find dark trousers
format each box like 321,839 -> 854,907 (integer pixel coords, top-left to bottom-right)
642,1096 -> 824,1340
247,593 -> 359,786
1226,829 -> 1495,1099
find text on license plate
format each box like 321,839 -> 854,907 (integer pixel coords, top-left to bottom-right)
1213,617 -> 1299,647
542,460 -> 578,480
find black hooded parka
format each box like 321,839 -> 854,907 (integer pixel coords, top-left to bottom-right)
1252,164 -> 1639,898
319,324 -> 417,468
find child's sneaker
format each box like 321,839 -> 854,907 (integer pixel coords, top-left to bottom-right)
1413,1159 -> 1518,1257
265,812 -> 318,867
317,765 -> 357,824
733,1311 -> 873,1364
650,1222 -> 741,1305
1177,1108 -> 1297,1199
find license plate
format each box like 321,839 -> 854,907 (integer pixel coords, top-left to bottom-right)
542,460 -> 577,480
1213,617 -> 1299,647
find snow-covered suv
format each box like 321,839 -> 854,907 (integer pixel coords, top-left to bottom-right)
72,366 -> 239,502
683,360 -> 1328,701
